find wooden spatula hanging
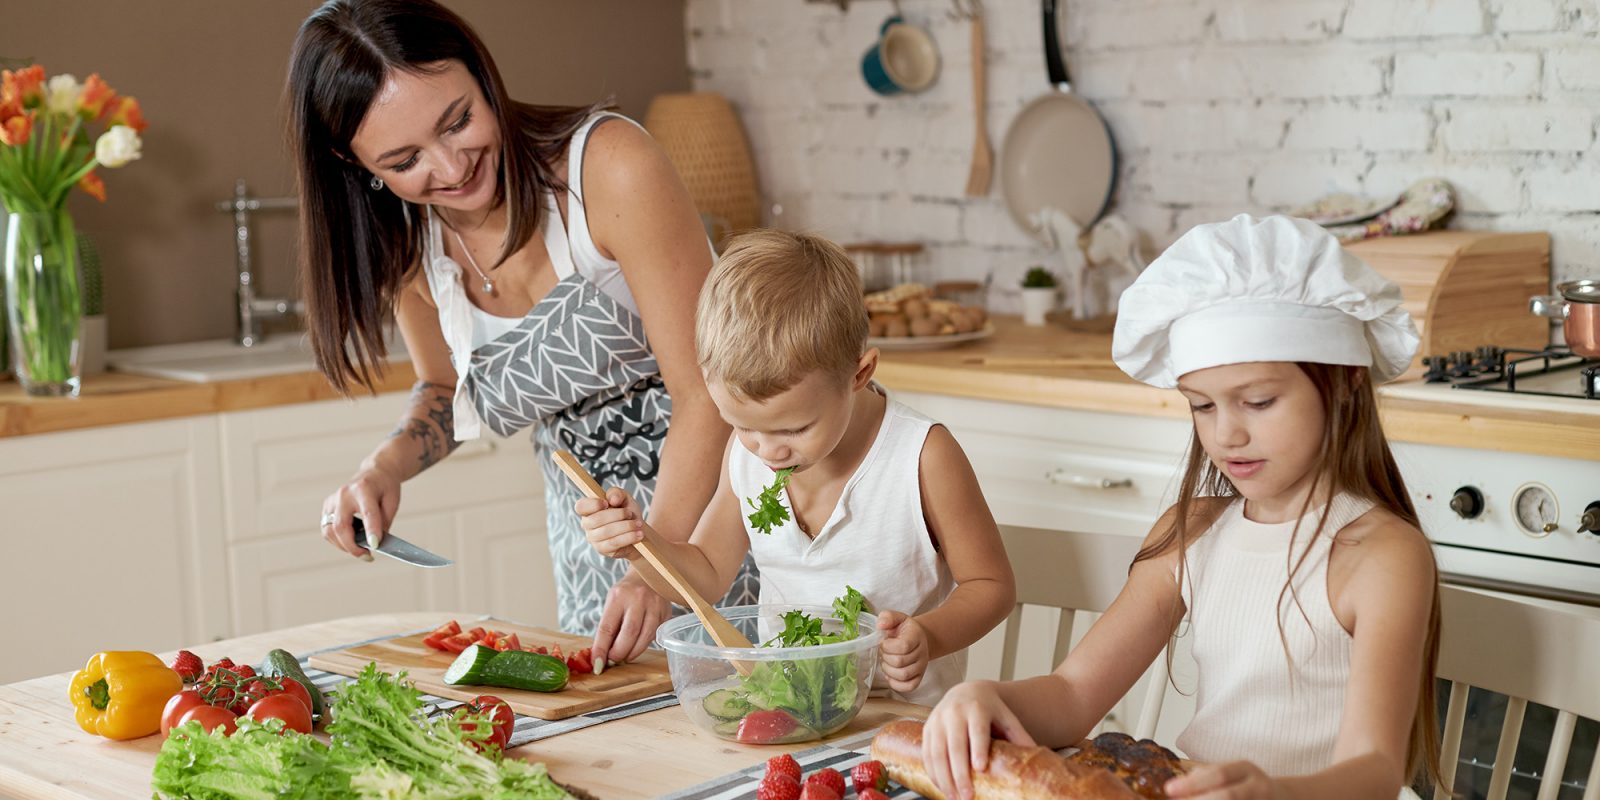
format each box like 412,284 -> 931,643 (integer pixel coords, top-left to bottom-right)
550,451 -> 757,676
961,0 -> 993,197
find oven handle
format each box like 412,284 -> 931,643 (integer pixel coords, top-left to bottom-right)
1045,469 -> 1133,490
1442,571 -> 1600,609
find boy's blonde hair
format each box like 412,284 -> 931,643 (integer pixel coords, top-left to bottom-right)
697,229 -> 868,401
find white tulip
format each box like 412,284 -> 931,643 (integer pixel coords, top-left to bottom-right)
94,125 -> 143,168
45,74 -> 83,116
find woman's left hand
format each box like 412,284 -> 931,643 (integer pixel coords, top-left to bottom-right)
1165,761 -> 1287,799
591,570 -> 671,669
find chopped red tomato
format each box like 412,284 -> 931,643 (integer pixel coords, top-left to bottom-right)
491,633 -> 522,652
440,631 -> 476,653
465,627 -> 487,641
549,644 -> 563,662
429,620 -> 462,638
525,644 -> 548,655
566,647 -> 593,674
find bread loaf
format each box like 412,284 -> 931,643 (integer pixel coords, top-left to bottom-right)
870,720 -> 1144,799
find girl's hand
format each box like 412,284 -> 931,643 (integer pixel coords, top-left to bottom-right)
921,680 -> 1036,800
877,611 -> 931,693
576,487 -> 646,559
1165,760 -> 1286,799
321,466 -> 402,561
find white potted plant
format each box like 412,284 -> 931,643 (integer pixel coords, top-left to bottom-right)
1020,266 -> 1057,326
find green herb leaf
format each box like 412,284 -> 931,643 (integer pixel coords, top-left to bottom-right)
745,467 -> 795,535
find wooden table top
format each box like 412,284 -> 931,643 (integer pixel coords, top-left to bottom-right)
0,612 -> 928,800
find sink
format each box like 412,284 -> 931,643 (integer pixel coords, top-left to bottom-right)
107,331 -> 411,383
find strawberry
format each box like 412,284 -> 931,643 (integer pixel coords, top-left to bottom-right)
214,657 -> 235,670
805,767 -> 845,797
170,650 -> 204,684
851,760 -> 888,793
797,783 -> 839,800
235,664 -> 256,679
756,773 -> 802,800
858,790 -> 891,800
765,753 -> 802,784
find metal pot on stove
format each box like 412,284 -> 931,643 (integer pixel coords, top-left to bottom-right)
1531,279 -> 1600,357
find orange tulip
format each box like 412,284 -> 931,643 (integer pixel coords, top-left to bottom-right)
0,96 -> 20,124
108,96 -> 147,133
78,171 -> 107,202
78,74 -> 117,121
1,65 -> 46,108
0,110 -> 32,147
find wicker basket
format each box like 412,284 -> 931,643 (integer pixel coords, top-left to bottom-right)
643,92 -> 761,247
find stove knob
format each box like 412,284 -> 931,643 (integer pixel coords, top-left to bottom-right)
1580,502 -> 1600,535
1449,486 -> 1485,520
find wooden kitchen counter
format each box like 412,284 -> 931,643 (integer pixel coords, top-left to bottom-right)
0,612 -> 928,800
0,362 -> 418,438
3,317 -> 1596,460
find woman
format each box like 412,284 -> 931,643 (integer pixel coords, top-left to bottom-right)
287,0 -> 758,665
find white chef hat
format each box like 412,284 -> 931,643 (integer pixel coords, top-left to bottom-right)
1112,214 -> 1419,388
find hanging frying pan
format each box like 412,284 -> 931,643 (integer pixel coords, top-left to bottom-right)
999,0 -> 1117,241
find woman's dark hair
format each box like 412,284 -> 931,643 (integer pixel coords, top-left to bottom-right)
288,0 -> 601,393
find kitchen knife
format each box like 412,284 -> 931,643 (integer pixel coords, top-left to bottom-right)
351,518 -> 454,568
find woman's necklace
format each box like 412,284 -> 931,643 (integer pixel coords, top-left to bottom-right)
446,224 -> 498,297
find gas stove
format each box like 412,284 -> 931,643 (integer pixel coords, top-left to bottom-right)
1420,345 -> 1600,400
1380,345 -> 1600,605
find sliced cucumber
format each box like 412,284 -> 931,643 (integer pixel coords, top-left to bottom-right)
702,688 -> 752,721
713,719 -> 741,738
443,644 -> 498,686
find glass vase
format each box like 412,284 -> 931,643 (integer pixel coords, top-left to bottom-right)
4,210 -> 83,397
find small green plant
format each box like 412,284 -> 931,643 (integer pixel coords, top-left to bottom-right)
1021,266 -> 1057,288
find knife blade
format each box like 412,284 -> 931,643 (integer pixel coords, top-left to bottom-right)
351,518 -> 454,568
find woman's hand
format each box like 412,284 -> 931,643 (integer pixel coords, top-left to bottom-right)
576,487 -> 647,559
591,570 -> 671,669
320,466 -> 402,560
1165,761 -> 1287,799
877,611 -> 931,693
921,680 -> 1036,800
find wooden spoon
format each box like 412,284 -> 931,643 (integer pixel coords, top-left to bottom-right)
964,1 -> 993,197
551,451 -> 757,676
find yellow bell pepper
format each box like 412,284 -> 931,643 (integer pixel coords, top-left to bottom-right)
67,651 -> 182,740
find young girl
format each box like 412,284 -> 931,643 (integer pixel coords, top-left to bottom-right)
921,214 -> 1442,800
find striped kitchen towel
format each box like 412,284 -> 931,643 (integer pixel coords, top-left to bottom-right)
659,727 -> 925,800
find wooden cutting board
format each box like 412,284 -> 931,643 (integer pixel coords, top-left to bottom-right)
309,620 -> 674,720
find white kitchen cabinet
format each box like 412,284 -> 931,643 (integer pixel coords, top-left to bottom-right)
218,395 -> 550,636
895,391 -> 1199,742
0,418 -> 228,684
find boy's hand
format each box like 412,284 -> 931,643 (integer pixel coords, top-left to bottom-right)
877,610 -> 931,693
576,487 -> 646,560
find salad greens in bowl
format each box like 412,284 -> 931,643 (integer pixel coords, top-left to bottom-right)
656,588 -> 879,745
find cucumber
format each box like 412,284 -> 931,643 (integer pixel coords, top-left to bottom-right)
444,646 -> 568,693
713,719 -> 741,738
482,650 -> 568,693
702,688 -> 752,721
443,645 -> 499,685
261,648 -> 326,719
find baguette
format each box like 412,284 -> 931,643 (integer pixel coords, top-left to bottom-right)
870,720 -> 1143,799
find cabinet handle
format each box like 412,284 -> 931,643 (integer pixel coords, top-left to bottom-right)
1045,469 -> 1133,490
452,439 -> 498,461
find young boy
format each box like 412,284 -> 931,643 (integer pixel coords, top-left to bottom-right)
576,229 -> 1015,705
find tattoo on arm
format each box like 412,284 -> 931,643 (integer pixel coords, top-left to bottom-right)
387,381 -> 462,472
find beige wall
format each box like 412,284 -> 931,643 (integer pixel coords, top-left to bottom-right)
2,0 -> 689,348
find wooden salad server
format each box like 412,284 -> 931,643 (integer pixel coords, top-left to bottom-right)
551,451 -> 757,676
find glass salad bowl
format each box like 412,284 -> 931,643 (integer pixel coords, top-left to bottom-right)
656,604 -> 881,745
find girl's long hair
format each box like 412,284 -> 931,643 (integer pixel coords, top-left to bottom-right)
287,0 -> 602,393
1132,363 -> 1444,790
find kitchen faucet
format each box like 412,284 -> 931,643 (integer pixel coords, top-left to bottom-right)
216,179 -> 302,347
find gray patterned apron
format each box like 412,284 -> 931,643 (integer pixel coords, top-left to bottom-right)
448,130 -> 758,635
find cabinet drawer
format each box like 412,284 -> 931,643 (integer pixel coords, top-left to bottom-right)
896,391 -> 1192,536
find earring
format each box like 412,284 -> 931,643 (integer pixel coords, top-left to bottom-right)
370,175 -> 384,191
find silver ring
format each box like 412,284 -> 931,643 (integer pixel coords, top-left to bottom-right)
320,512 -> 337,527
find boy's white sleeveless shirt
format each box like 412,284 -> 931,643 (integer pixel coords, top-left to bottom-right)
726,387 -> 964,707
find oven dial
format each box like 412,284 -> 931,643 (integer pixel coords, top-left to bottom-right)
1512,483 -> 1560,537
1580,502 -> 1600,536
1448,486 -> 1485,519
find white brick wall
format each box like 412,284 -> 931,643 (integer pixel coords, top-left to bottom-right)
685,0 -> 1599,303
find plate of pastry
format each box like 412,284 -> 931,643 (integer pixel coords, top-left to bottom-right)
865,283 -> 993,350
